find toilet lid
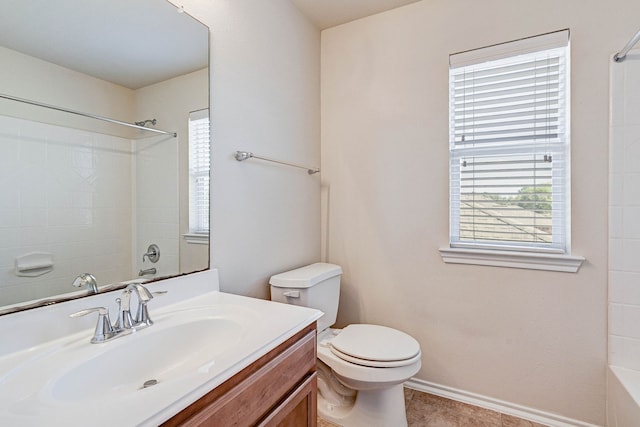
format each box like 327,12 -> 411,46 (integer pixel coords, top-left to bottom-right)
329,324 -> 420,367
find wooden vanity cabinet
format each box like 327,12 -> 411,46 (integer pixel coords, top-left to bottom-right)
162,322 -> 317,427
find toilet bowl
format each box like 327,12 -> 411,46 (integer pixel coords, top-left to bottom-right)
269,263 -> 422,427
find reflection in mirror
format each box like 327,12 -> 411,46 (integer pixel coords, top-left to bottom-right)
0,0 -> 210,315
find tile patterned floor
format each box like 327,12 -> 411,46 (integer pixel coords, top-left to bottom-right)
317,388 -> 549,427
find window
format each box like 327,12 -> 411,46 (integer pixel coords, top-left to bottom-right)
441,30 -> 583,272
186,109 -> 210,243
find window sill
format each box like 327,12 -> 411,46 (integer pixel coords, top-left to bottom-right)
183,233 -> 209,245
439,247 -> 584,273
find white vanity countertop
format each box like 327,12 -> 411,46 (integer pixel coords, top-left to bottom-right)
0,270 -> 322,426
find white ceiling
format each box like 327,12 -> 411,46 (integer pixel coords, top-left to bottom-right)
0,0 -> 419,89
0,0 -> 208,89
290,0 -> 422,29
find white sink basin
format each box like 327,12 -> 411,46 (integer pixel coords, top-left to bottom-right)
50,315 -> 244,403
0,287 -> 321,427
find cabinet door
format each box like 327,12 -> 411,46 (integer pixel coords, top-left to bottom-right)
163,325 -> 317,427
258,373 -> 317,427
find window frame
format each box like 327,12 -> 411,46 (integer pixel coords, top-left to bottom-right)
185,108 -> 210,245
439,30 -> 584,272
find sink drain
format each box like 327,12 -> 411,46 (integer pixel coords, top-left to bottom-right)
142,379 -> 158,389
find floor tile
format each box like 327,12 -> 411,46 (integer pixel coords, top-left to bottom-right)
501,414 -> 549,427
317,417 -> 341,427
318,388 -> 545,427
408,391 -> 501,426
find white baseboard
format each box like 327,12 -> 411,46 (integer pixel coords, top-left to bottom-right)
404,378 -> 601,427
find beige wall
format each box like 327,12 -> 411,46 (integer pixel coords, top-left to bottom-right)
321,1 -> 640,424
172,0 -> 321,299
0,46 -> 135,137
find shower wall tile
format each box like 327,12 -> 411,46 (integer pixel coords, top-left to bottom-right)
626,307 -> 640,339
610,271 -> 640,304
611,62 -> 625,127
610,303 -> 626,336
622,240 -> 640,272
610,172 -> 624,206
611,304 -> 640,339
610,206 -> 623,238
623,173 -> 640,205
0,115 -> 133,306
0,209 -> 20,228
0,183 -> 17,207
609,51 -> 640,368
18,227 -> 47,247
624,59 -> 640,126
134,136 -> 179,279
609,239 -> 624,271
611,337 -> 640,372
622,125 -> 640,172
609,335 -> 625,367
20,208 -> 47,227
623,207 -> 640,238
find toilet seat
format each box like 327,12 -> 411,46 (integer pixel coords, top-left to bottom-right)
329,324 -> 421,368
317,327 -> 422,387
331,347 -> 422,368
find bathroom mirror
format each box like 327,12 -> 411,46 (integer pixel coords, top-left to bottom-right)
0,0 -> 210,314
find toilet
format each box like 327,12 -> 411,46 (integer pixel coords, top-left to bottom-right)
269,263 -> 421,427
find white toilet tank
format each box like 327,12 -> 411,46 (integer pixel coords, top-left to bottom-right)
269,263 -> 342,332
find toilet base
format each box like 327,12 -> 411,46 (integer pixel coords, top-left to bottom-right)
318,383 -> 408,427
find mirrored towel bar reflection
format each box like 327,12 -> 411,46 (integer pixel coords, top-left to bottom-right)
0,93 -> 177,137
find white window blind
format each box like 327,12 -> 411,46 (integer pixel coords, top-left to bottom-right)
188,109 -> 210,235
449,31 -> 570,253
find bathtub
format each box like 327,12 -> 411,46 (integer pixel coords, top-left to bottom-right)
607,366 -> 640,426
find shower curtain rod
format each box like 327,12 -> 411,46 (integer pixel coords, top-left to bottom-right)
614,29 -> 640,62
0,93 -> 177,137
234,150 -> 320,174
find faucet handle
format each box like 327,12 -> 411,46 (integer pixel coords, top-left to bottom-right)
135,300 -> 153,327
70,307 -> 117,343
133,289 -> 167,328
70,306 -> 108,318
142,244 -> 160,263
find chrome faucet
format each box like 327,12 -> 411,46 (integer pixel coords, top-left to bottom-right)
138,267 -> 156,277
72,273 -> 98,294
142,244 -> 160,263
69,306 -> 117,343
114,283 -> 155,331
71,283 -> 161,343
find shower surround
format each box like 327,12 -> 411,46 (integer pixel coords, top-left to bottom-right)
608,47 -> 640,423
0,115 -> 178,307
